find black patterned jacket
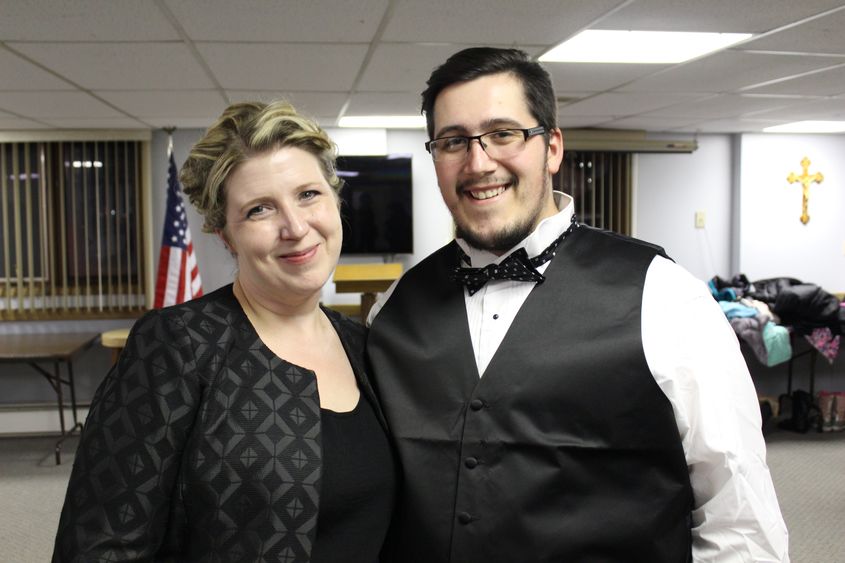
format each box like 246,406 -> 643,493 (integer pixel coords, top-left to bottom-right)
52,284 -> 387,562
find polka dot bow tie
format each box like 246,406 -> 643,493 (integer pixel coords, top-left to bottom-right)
451,217 -> 579,296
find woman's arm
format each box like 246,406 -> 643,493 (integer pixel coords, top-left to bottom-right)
52,309 -> 201,562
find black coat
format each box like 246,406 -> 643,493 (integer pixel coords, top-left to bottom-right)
750,277 -> 841,330
53,284 -> 389,562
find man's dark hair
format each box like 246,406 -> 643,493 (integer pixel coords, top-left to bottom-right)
421,47 -> 558,140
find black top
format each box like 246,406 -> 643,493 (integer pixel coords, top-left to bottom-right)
53,284 -> 396,562
311,396 -> 397,563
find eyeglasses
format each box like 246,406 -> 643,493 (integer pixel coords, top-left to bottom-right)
425,126 -> 546,163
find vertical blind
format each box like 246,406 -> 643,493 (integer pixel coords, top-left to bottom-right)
555,150 -> 632,236
0,140 -> 145,319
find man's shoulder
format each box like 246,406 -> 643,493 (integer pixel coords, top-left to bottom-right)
383,242 -> 458,293
368,242 -> 459,326
574,225 -> 670,261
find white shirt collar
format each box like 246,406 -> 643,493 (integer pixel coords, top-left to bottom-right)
456,191 -> 574,267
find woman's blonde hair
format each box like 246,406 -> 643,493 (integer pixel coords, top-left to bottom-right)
180,100 -> 341,232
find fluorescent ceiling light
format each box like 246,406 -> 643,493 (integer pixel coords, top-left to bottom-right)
763,120 -> 845,133
540,30 -> 752,64
338,115 -> 425,128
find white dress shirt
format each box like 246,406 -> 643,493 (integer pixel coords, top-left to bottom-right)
369,192 -> 789,562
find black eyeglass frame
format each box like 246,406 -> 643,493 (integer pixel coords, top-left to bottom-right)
425,126 -> 547,159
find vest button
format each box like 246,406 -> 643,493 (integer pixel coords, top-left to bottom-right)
458,511 -> 472,525
470,399 -> 484,411
464,456 -> 478,469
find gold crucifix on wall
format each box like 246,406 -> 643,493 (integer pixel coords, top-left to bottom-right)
786,156 -> 823,225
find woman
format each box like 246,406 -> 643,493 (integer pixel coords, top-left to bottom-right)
53,101 -> 396,562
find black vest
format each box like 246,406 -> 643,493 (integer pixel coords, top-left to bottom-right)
368,226 -> 693,563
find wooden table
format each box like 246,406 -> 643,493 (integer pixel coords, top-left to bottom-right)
0,332 -> 99,464
333,263 -> 403,321
101,327 -> 131,364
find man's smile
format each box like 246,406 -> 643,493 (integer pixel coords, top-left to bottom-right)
467,185 -> 507,200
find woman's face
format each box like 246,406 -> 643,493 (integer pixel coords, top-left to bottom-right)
220,145 -> 342,303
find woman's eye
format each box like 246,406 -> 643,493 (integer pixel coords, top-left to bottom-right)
246,204 -> 268,218
300,189 -> 320,200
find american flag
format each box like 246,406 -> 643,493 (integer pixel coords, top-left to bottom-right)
154,137 -> 202,308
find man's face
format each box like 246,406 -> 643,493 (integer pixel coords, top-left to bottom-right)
431,72 -> 563,254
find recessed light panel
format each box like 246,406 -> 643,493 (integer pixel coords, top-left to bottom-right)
763,120 -> 845,133
540,30 -> 752,64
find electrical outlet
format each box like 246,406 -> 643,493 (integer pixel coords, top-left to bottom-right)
694,211 -> 706,229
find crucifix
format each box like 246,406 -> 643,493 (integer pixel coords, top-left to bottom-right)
786,156 -> 823,225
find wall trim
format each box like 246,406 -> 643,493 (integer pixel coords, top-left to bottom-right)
0,403 -> 90,436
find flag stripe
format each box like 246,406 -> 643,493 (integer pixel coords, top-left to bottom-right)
153,141 -> 202,308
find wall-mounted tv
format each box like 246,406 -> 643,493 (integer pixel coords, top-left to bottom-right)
337,154 -> 413,255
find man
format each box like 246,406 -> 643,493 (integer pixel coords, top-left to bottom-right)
367,47 -> 788,562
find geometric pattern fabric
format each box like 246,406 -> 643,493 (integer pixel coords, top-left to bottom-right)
53,284 -> 369,562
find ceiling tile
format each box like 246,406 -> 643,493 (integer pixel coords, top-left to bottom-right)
598,115 -> 702,131
0,49 -> 73,90
743,64 -> 845,96
0,91 -> 123,118
165,0 -> 388,42
684,118 -> 785,132
746,96 -> 845,120
345,92 -> 421,115
9,42 -> 215,90
383,0 -> 625,44
0,118 -> 49,130
559,92 -> 709,117
620,52 -> 843,94
0,0 -> 178,41
358,43 -> 472,93
741,6 -> 845,54
96,90 -> 227,119
1,2 -> 845,134
558,116 -> 617,129
144,117 -> 220,129
196,43 -> 368,91
545,63 -> 670,93
555,92 -> 594,103
41,117 -> 150,129
225,91 -> 349,120
645,94 -> 795,118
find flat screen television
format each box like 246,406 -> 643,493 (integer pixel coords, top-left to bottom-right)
337,154 -> 413,255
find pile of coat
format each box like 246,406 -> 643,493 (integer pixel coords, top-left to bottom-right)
708,274 -> 843,366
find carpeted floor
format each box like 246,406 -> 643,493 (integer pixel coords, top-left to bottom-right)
1,429 -> 843,562
764,429 -> 845,562
0,435 -> 78,563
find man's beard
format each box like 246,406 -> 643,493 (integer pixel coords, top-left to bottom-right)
455,172 -> 551,254
456,217 -> 535,254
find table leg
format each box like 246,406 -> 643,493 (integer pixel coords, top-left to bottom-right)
54,360 -> 83,465
787,356 -> 794,395
809,349 -> 817,398
54,360 -> 66,435
361,292 -> 377,322
68,361 -> 79,427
